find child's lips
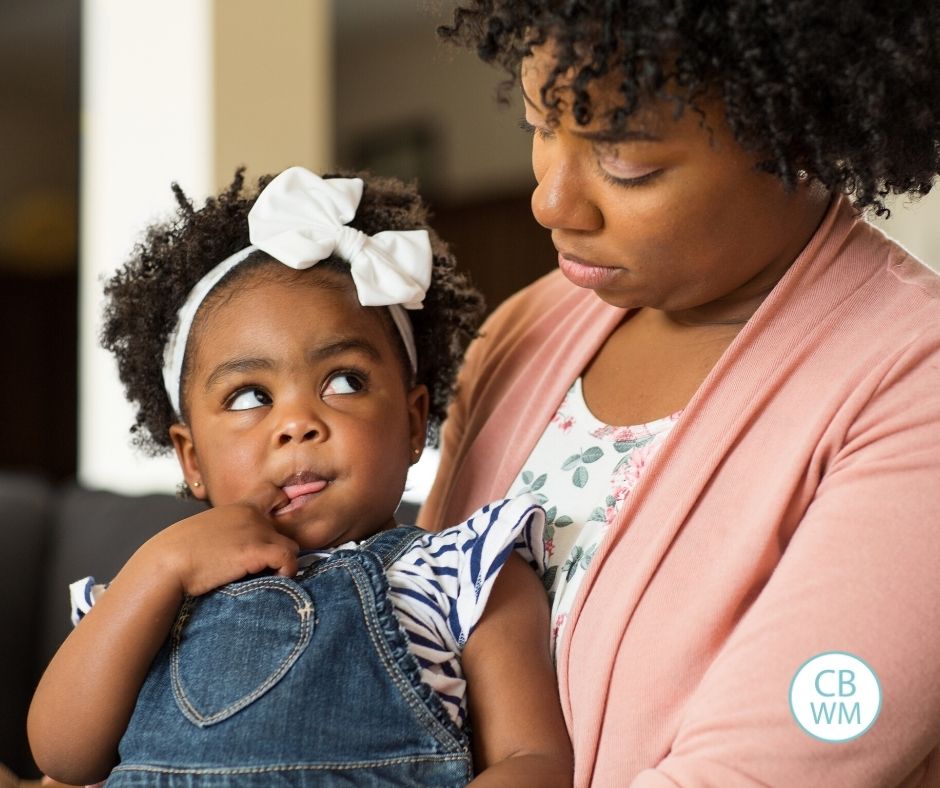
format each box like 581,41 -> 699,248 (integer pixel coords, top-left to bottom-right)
283,479 -> 329,500
273,475 -> 329,516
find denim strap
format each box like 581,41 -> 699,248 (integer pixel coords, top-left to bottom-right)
361,524 -> 426,569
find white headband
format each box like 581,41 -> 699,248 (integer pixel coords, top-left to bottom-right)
162,166 -> 432,416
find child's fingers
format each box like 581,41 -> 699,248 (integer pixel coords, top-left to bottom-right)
236,532 -> 299,579
152,504 -> 302,593
239,503 -> 300,576
269,537 -> 300,577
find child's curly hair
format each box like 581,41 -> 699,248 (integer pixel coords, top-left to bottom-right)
101,168 -> 485,455
441,0 -> 940,216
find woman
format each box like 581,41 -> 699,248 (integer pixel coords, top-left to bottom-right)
419,2 -> 940,785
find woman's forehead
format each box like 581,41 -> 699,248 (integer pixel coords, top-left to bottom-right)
520,43 -> 736,148
521,45 -> 670,130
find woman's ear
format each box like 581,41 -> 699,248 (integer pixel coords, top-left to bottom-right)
169,422 -> 208,501
407,384 -> 430,464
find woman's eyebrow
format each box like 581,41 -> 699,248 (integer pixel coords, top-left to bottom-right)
521,84 -> 660,143
573,126 -> 661,144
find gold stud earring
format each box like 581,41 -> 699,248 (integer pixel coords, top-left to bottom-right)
192,481 -> 201,489
413,448 -> 421,456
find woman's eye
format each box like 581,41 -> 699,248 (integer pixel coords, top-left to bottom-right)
323,372 -> 365,396
599,166 -> 663,188
519,117 -> 555,141
597,149 -> 662,186
227,387 -> 271,411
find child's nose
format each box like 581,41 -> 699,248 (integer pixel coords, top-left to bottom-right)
275,403 -> 327,446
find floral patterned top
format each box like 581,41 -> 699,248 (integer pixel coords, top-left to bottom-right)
509,377 -> 680,658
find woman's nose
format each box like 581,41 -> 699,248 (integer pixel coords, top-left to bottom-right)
530,152 -> 603,233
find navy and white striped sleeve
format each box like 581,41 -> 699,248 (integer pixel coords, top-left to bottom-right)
69,576 -> 107,626
444,495 -> 545,647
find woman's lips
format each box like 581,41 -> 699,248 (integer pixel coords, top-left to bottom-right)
273,479 -> 329,516
557,251 -> 624,289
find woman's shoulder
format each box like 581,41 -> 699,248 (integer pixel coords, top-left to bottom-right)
754,202 -> 940,364
842,221 -> 940,358
834,206 -> 940,319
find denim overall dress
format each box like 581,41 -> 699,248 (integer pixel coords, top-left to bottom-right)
106,525 -> 473,786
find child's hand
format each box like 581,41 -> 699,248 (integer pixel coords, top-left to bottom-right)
139,503 -> 300,598
28,502 -> 299,784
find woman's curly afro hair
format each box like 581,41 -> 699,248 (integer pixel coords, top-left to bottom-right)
441,0 -> 940,214
101,168 -> 485,456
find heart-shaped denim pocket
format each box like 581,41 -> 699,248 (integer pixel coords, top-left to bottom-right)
170,576 -> 315,727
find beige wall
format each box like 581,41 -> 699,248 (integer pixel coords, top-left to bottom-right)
335,22 -> 532,201
79,0 -> 333,494
869,190 -> 940,271
214,0 -> 332,187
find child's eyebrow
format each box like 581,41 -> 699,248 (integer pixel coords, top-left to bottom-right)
204,339 -> 383,391
204,357 -> 274,391
307,338 -> 382,364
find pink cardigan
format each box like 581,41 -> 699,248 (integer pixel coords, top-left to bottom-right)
419,196 -> 940,786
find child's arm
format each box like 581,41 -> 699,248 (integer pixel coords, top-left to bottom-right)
27,503 -> 299,785
462,553 -> 573,786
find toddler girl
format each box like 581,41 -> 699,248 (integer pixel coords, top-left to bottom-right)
27,167 -> 571,786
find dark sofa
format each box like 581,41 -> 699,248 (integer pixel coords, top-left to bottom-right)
0,472 -> 205,777
0,471 -> 419,778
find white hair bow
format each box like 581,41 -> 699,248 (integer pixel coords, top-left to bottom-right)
161,167 -> 432,416
248,167 -> 431,309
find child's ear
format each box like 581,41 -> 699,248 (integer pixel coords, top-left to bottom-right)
169,422 -> 209,501
407,384 -> 430,464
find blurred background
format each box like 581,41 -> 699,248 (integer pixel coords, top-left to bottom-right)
1,0 -> 938,494
1,0 -> 556,497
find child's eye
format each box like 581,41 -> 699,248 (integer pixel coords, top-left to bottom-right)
227,387 -> 272,411
322,371 -> 366,396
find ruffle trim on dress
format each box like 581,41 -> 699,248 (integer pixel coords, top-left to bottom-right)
339,534 -> 471,758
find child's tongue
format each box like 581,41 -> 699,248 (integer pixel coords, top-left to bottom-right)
283,480 -> 328,500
